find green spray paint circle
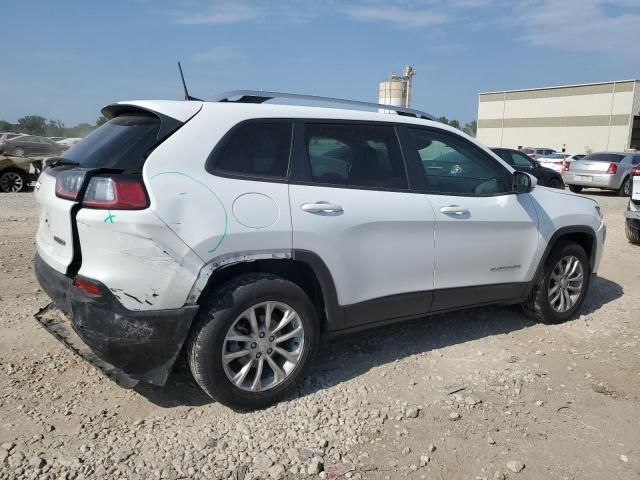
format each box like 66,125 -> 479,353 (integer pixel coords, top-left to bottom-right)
150,171 -> 228,254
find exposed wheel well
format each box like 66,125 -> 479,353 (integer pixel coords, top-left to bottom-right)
549,231 -> 595,268
197,259 -> 329,332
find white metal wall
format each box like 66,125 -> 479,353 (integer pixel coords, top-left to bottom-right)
476,81 -> 639,153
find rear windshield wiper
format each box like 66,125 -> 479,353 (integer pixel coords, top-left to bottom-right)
46,157 -> 80,168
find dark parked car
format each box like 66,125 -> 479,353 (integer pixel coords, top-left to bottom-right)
0,135 -> 65,157
492,148 -> 564,189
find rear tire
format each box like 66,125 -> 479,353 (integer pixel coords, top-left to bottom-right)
568,185 -> 583,193
547,177 -> 564,189
522,242 -> 591,324
626,221 -> 640,244
187,273 -> 320,411
13,147 -> 25,157
618,177 -> 630,197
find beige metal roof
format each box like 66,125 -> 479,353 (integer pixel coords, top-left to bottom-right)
479,79 -> 638,96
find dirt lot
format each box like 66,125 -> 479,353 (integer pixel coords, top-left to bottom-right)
0,191 -> 638,480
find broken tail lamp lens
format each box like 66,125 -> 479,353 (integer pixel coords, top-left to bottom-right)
55,170 -> 86,200
72,277 -> 103,297
82,176 -> 148,210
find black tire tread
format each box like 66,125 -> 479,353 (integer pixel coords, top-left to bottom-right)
521,241 -> 590,325
186,273 -> 319,411
626,221 -> 640,244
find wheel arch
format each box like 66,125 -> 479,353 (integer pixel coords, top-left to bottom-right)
530,226 -> 597,292
192,250 -> 345,333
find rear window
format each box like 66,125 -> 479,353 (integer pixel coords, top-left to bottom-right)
210,121 -> 293,179
581,153 -> 625,162
62,114 -> 161,171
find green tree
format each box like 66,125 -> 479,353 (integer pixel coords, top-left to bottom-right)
437,115 -> 450,125
17,115 -> 47,135
463,120 -> 477,137
449,119 -> 461,130
96,115 -> 108,127
44,119 -> 65,137
0,120 -> 15,132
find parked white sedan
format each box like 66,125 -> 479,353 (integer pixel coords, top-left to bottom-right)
538,153 -> 585,173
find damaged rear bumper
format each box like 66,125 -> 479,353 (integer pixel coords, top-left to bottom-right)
34,253 -> 198,386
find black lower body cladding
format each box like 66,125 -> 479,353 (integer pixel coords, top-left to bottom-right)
34,253 -> 198,385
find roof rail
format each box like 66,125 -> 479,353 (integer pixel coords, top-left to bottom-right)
210,90 -> 435,121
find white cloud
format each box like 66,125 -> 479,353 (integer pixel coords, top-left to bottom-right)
346,5 -> 447,26
513,0 -> 640,55
176,2 -> 260,24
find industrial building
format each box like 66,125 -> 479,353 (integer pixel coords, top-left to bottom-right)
379,66 -> 415,112
476,80 -> 640,154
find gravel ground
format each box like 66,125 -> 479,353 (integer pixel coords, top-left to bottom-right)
0,191 -> 638,480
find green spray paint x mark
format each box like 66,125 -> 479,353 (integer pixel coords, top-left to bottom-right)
150,172 -> 228,254
104,211 -> 116,223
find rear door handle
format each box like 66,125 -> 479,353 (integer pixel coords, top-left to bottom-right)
301,202 -> 344,214
439,205 -> 469,215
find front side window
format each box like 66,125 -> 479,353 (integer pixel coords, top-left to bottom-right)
408,128 -> 510,195
304,123 -> 407,190
214,121 -> 293,179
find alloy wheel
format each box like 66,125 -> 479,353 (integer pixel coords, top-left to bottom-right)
547,255 -> 584,312
222,301 -> 305,392
0,172 -> 24,192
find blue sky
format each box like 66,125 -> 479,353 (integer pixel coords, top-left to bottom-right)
2,0 -> 639,126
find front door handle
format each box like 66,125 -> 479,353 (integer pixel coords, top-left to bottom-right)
439,205 -> 469,215
301,202 -> 344,214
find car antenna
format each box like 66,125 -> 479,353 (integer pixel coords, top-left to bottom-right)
177,61 -> 203,101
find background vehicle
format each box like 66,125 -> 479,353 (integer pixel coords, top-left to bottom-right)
0,132 -> 25,152
492,147 -> 564,188
0,155 -> 41,192
564,152 -> 640,196
56,137 -> 82,147
47,136 -> 67,143
0,135 -> 65,157
33,92 -> 605,410
522,147 -> 556,160
538,153 -> 584,173
625,165 -> 640,244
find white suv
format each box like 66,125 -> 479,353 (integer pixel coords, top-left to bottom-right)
34,91 -> 605,410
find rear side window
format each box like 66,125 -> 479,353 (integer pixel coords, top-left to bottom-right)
63,114 -> 161,171
582,153 -> 625,162
212,121 -> 293,179
304,123 -> 407,190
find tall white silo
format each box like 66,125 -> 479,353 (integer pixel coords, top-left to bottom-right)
378,65 -> 415,112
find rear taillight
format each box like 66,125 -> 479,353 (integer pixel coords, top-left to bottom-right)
632,166 -> 640,177
606,163 -> 618,174
82,176 -> 148,210
55,169 -> 86,200
73,277 -> 103,297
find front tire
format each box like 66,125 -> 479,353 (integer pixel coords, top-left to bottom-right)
522,242 -> 591,324
568,185 -> 583,193
626,221 -> 640,244
187,273 -> 320,411
0,170 -> 26,193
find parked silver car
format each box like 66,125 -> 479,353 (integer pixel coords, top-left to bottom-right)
564,152 -> 640,196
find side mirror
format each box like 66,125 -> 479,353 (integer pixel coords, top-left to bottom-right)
513,171 -> 536,193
